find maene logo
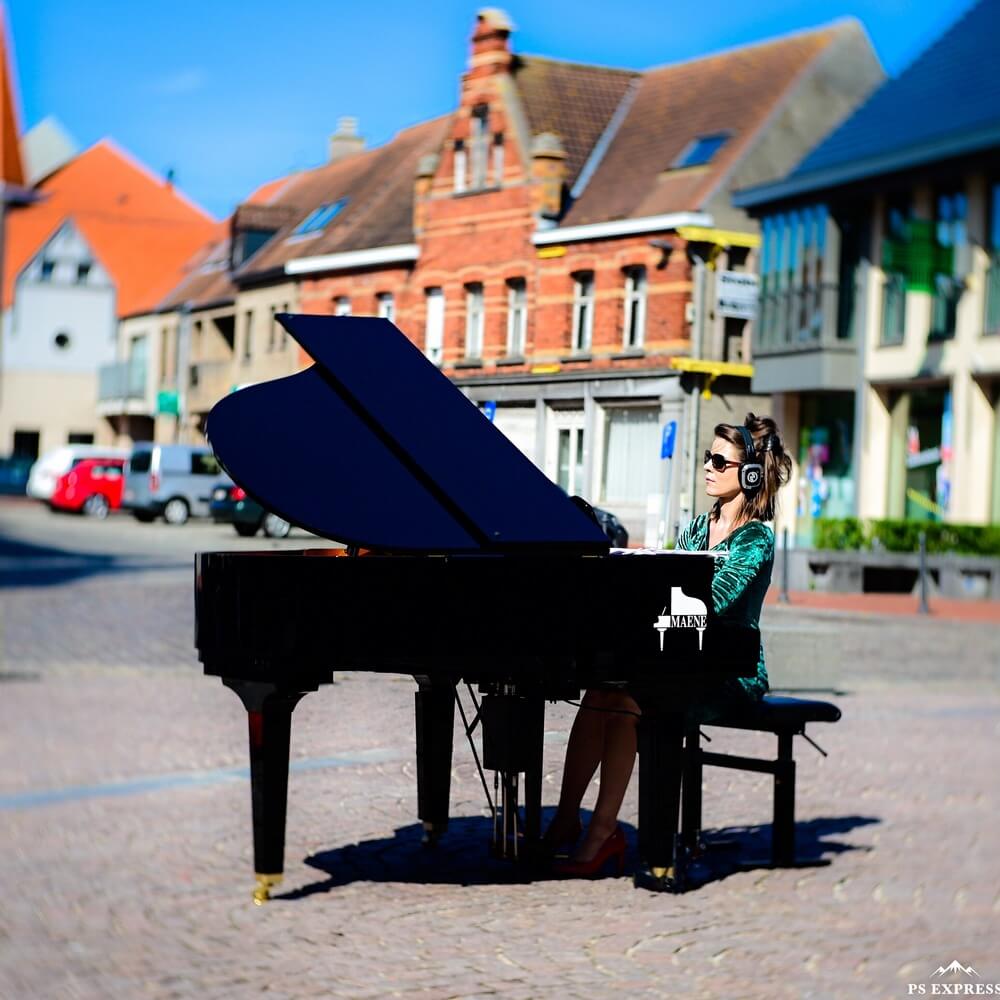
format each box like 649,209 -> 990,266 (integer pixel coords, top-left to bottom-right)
653,586 -> 708,651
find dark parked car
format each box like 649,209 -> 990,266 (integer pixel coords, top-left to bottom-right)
211,484 -> 291,538
593,507 -> 629,548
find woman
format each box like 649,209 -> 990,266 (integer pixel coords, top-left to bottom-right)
546,412 -> 793,875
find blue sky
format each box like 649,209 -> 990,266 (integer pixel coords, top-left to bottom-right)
9,0 -> 977,220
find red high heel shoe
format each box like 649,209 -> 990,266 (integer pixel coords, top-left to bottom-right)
553,826 -> 626,877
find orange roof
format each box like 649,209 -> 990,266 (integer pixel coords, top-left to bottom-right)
3,139 -> 215,315
0,3 -> 24,187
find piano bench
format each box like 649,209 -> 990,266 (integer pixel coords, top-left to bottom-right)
682,694 -> 841,867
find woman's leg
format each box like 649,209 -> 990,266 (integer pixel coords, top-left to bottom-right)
572,691 -> 640,861
546,690 -> 607,840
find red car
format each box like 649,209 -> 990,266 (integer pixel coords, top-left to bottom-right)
50,458 -> 125,518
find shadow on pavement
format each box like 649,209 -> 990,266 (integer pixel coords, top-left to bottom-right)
0,528 -> 184,589
278,811 -> 877,899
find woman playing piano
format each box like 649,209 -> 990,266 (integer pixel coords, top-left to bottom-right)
546,412 -> 793,876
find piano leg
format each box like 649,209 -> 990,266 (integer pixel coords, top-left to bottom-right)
414,676 -> 456,845
635,707 -> 686,892
521,697 -> 545,843
223,680 -> 306,904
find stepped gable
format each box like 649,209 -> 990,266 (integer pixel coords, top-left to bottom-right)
563,26 -> 840,226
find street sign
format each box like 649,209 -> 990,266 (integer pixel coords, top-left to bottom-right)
661,420 -> 677,459
716,270 -> 758,319
156,390 -> 179,415
483,400 -> 496,422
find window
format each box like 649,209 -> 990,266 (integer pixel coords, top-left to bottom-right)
622,266 -> 646,349
40,259 -> 55,282
376,292 -> 395,323
12,430 -> 40,460
453,141 -> 467,194
292,198 -> 348,236
986,182 -> 1000,335
425,288 -> 444,364
465,283 -> 484,358
601,407 -> 661,504
673,133 -> 729,169
280,303 -> 290,348
572,272 -> 594,352
67,433 -> 95,446
268,306 -> 277,351
333,296 -> 351,316
243,310 -> 253,362
76,262 -> 91,284
506,279 -> 527,356
129,450 -> 152,473
470,105 -> 489,190
931,189 -> 967,339
881,195 -> 912,345
492,134 -> 505,186
191,453 -> 221,476
53,331 -> 71,350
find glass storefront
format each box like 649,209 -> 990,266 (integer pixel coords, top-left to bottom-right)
904,387 -> 951,522
796,393 -> 855,545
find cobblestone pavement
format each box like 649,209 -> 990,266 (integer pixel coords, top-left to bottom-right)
1,500 -> 999,999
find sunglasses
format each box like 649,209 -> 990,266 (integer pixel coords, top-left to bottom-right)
704,450 -> 740,472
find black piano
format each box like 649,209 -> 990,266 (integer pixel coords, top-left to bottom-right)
195,314 -> 759,903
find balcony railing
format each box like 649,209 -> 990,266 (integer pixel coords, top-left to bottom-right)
754,282 -> 848,355
98,360 -> 146,402
985,255 -> 1000,335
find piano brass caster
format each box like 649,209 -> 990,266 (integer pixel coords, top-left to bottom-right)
253,873 -> 283,905
651,865 -> 674,880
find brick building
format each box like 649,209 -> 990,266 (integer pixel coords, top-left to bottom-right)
112,10 -> 882,541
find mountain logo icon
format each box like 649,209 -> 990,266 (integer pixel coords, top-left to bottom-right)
932,961 -> 980,978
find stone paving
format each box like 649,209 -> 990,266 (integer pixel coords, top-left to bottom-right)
1,500 -> 999,999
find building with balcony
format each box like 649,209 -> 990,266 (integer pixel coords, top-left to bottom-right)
210,13 -> 882,541
735,0 -> 1000,541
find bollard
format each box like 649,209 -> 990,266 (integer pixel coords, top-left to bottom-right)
918,531 -> 930,614
779,527 -> 790,603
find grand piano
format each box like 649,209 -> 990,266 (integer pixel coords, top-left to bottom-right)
195,314 -> 759,903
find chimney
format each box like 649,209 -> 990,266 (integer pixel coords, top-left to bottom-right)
530,132 -> 567,221
467,9 -> 513,80
329,116 -> 365,162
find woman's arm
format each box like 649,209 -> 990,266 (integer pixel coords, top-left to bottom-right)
712,521 -> 773,614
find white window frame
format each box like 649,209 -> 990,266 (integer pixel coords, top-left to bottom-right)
465,283 -> 485,359
470,108 -> 489,190
623,265 -> 647,349
333,296 -> 351,316
453,142 -> 467,194
376,292 -> 395,323
506,278 -> 527,356
424,288 -> 444,365
572,272 -> 594,352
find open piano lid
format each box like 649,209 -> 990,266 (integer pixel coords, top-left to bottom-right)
205,314 -> 610,554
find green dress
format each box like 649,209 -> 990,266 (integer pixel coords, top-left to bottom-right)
676,512 -> 772,720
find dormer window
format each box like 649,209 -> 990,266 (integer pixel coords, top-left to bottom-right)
76,262 -> 92,285
40,259 -> 55,282
673,133 -> 730,169
292,198 -> 348,236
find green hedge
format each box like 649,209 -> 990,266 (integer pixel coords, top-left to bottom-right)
814,518 -> 1000,556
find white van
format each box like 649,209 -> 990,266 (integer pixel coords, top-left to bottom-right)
26,445 -> 129,502
122,443 -> 230,525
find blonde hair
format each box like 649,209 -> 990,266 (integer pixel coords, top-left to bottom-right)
712,412 -> 793,523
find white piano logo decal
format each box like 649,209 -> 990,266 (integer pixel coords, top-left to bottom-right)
653,587 -> 708,651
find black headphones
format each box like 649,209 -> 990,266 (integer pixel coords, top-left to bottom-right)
736,425 -> 764,494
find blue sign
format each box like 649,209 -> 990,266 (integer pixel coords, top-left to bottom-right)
483,400 -> 496,422
661,420 -> 677,459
